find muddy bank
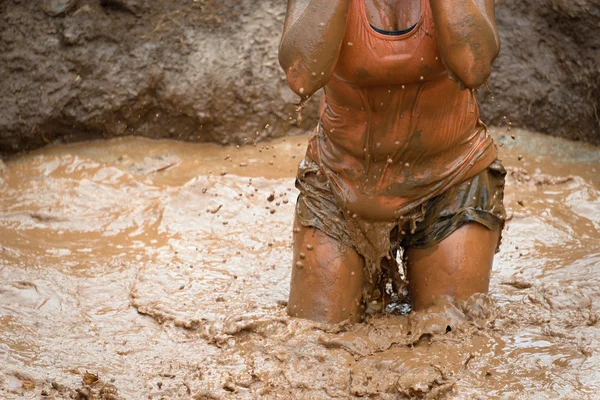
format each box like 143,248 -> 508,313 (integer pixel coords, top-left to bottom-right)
0,0 -> 318,156
478,0 -> 600,143
1,127 -> 599,398
1,0 -> 599,155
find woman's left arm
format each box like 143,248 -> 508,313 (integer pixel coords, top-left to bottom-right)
429,0 -> 500,90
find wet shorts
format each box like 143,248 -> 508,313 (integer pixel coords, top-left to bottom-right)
295,157 -> 507,304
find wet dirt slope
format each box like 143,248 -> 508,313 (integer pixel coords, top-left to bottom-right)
1,0 -> 599,155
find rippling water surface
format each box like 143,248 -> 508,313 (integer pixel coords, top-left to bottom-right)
1,128 -> 599,399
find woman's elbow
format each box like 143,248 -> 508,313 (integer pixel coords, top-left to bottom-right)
280,58 -> 322,98
448,59 -> 494,90
461,64 -> 492,90
285,73 -> 314,98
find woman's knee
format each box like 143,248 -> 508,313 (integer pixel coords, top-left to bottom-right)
288,224 -> 365,322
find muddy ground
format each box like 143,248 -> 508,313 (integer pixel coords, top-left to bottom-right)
1,127 -> 599,399
1,0 -> 599,156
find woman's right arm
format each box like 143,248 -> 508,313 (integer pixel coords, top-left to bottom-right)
279,0 -> 351,100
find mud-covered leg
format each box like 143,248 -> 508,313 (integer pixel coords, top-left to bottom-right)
405,222 -> 499,311
288,215 -> 365,323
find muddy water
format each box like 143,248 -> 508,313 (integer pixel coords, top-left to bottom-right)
0,128 -> 599,399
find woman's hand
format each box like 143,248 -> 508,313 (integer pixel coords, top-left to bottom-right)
279,0 -> 351,100
429,0 -> 500,90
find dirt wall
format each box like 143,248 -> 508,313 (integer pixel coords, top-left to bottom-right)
0,0 -> 598,155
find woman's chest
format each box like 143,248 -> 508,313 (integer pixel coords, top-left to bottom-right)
333,0 -> 447,87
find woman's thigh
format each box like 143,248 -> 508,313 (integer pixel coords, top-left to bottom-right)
405,222 -> 500,311
288,215 -> 365,323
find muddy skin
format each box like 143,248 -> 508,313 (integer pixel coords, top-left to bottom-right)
0,128 -> 599,398
279,0 -> 352,99
364,0 -> 421,31
281,0 -> 503,323
429,0 -> 500,89
288,220 -> 365,323
406,223 -> 499,311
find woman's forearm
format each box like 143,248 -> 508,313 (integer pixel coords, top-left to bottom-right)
279,0 -> 351,99
429,0 -> 500,90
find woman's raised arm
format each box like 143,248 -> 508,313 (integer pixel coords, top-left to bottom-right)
279,0 -> 351,99
429,0 -> 500,90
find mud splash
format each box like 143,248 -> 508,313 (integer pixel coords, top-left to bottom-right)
1,128 -> 599,399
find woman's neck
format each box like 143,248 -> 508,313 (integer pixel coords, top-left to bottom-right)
364,0 -> 421,31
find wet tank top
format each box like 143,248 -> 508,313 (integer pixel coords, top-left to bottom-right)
306,0 -> 497,221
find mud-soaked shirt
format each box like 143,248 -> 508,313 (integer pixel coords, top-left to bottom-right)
307,0 -> 497,221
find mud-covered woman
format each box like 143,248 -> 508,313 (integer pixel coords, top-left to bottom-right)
279,0 -> 506,323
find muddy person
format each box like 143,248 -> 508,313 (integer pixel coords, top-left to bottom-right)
279,0 -> 506,323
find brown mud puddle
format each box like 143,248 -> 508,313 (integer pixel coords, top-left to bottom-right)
1,128 -> 599,399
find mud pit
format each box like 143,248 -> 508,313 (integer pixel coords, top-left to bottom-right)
1,128 -> 599,399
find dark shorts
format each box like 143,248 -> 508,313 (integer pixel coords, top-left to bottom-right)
295,157 -> 507,305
